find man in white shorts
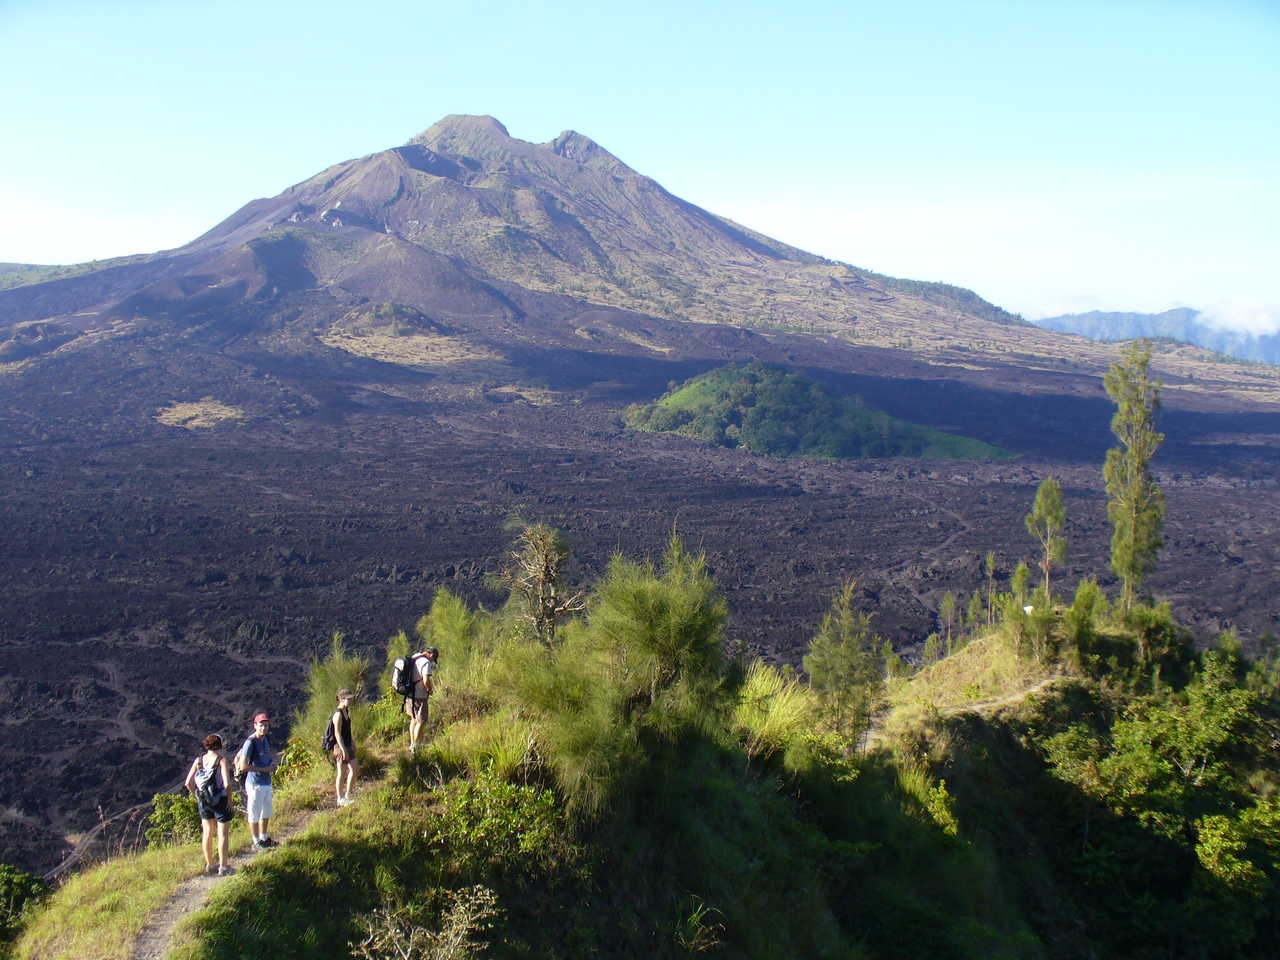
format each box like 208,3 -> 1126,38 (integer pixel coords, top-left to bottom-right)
238,712 -> 279,849
404,647 -> 437,750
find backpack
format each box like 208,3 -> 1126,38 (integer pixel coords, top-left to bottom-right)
194,756 -> 225,806
322,716 -> 337,754
391,656 -> 417,698
233,744 -> 249,788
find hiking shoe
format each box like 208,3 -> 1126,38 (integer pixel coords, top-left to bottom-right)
259,837 -> 279,848
205,864 -> 218,875
338,796 -> 352,806
251,839 -> 266,850
217,865 -> 236,877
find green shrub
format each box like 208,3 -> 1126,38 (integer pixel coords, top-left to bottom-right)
349,885 -> 501,960
365,688 -> 411,747
274,736 -> 315,788
144,792 -> 201,848
424,708 -> 535,781
430,768 -> 569,876
0,864 -> 48,943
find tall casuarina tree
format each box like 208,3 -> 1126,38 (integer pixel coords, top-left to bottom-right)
1103,341 -> 1165,614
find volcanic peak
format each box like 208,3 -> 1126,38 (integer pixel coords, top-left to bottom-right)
547,129 -> 633,175
409,114 -> 632,178
415,113 -> 511,141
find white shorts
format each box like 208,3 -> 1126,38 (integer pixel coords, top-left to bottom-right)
246,782 -> 274,822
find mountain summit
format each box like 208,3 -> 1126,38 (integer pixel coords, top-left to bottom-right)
1,114 -> 1031,361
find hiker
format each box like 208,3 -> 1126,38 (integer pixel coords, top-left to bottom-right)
329,688 -> 357,806
403,647 -> 438,750
236,712 -> 278,849
184,734 -> 234,876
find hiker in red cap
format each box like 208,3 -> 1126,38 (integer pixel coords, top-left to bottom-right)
236,712 -> 278,849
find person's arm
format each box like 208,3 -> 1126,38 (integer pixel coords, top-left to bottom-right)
258,741 -> 279,774
219,753 -> 232,789
184,758 -> 198,794
239,741 -> 264,774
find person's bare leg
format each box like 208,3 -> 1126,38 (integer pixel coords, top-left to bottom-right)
344,760 -> 357,799
217,821 -> 229,868
334,759 -> 343,802
202,819 -> 214,869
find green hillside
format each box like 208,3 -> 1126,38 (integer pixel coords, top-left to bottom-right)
624,362 -> 1012,460
10,526 -> 1280,960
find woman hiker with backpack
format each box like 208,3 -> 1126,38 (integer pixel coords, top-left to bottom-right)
184,734 -> 235,876
325,688 -> 357,806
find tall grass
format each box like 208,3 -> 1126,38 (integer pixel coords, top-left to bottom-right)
12,845 -> 200,960
295,633 -> 371,761
733,659 -> 821,763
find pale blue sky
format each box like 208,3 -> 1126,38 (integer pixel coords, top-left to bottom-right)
2,0 -> 1277,328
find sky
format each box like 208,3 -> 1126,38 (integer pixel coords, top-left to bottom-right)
2,0 -> 1277,329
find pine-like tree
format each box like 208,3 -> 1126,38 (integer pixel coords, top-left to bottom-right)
1103,341 -> 1165,613
984,551 -> 998,627
939,591 -> 957,655
923,633 -> 942,665
1011,562 -> 1030,612
965,590 -> 984,636
804,580 -> 883,748
1025,476 -> 1067,600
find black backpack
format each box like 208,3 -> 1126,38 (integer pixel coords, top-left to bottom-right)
322,716 -> 337,754
391,656 -> 416,697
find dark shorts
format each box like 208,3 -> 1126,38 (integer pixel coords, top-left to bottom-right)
405,697 -> 429,721
198,795 -> 233,823
332,742 -> 356,763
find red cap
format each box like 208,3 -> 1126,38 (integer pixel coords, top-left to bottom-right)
253,712 -> 270,723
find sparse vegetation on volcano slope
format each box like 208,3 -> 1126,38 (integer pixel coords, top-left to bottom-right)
11,519 -> 1280,960
625,361 -> 1013,460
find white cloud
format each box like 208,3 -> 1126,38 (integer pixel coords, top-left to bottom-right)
1198,299 -> 1280,336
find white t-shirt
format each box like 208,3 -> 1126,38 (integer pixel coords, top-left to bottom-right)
412,654 -> 436,699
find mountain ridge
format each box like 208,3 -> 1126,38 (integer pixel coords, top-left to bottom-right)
7,114 -> 1276,411
1035,307 -> 1280,366
1,114 -> 1017,345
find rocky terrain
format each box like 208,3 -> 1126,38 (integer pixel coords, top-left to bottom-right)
2,115 -> 1278,873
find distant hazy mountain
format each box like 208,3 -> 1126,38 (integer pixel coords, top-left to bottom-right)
1034,308 -> 1280,365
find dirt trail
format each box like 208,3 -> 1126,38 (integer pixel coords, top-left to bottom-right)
864,674 -> 1064,751
946,674 -> 1062,716
128,782 -> 366,960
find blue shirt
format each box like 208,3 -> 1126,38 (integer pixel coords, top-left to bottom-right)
240,735 -> 274,788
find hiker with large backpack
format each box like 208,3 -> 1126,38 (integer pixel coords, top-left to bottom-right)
184,734 -> 234,876
395,647 -> 438,750
324,688 -> 357,806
